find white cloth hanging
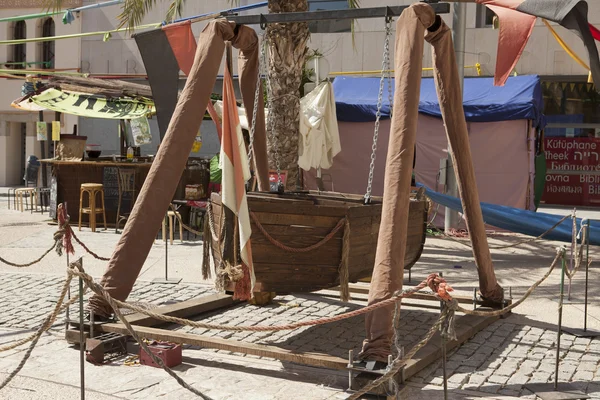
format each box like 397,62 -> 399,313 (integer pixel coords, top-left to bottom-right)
213,100 -> 269,131
298,81 -> 341,171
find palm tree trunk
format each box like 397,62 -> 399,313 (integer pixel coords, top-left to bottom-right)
265,0 -> 310,190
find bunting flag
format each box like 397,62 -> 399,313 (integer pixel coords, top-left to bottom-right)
134,20 -> 220,141
475,0 -> 600,87
220,64 -> 255,300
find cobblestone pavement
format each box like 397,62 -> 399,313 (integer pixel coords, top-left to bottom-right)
410,320 -> 600,399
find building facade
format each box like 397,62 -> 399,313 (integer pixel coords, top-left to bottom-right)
0,0 -> 598,197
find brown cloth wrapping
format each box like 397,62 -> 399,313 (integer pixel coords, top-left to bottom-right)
361,4 -> 502,361
426,17 -> 503,303
89,21 -> 265,316
360,4 -> 433,362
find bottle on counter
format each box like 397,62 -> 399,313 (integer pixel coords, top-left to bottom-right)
127,146 -> 134,161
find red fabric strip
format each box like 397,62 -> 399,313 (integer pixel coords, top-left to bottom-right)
162,21 -> 197,76
590,23 -> 600,41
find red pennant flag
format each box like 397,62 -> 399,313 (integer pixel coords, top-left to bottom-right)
475,0 -> 599,86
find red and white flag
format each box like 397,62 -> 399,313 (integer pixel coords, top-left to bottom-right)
220,65 -> 255,299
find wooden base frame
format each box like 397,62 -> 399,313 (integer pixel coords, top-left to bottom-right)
70,286 -> 502,394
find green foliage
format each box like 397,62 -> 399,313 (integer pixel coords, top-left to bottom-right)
299,48 -> 324,97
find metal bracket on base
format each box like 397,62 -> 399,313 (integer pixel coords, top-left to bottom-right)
347,349 -> 405,396
151,277 -> 182,284
525,383 -> 590,400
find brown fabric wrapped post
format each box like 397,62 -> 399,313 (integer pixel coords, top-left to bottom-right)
238,36 -> 269,192
425,19 -> 504,302
89,21 -> 261,316
360,4 -> 434,362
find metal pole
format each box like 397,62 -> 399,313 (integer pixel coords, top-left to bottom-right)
444,1 -> 466,232
78,261 -> 85,400
66,252 -> 70,330
164,214 -> 168,281
555,254 -> 566,390
567,209 -> 576,299
441,304 -> 448,400
584,221 -> 590,332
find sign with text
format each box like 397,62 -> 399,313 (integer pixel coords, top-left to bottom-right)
0,0 -> 81,8
541,137 -> 600,206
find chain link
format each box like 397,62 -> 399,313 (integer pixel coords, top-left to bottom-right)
261,36 -> 283,190
364,18 -> 393,203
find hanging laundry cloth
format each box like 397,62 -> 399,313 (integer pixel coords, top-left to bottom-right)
298,81 -> 341,171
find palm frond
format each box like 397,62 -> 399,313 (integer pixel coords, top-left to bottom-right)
348,0 -> 360,49
118,0 -> 158,30
118,0 -> 187,31
165,0 -> 186,24
41,0 -> 65,12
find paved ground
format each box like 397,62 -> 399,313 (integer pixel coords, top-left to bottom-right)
1,188 -> 600,399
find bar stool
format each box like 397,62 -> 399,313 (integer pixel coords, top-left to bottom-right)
162,209 -> 183,245
14,188 -> 36,213
78,183 -> 107,232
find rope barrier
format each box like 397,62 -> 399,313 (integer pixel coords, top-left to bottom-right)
70,229 -> 110,261
0,273 -> 79,389
0,243 -> 57,268
427,213 -> 571,250
67,259 -> 214,400
69,267 -> 440,332
453,247 -> 565,317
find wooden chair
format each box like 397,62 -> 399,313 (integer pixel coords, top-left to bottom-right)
14,188 -> 36,213
115,168 -> 137,233
78,183 -> 107,232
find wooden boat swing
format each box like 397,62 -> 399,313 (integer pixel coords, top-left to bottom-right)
206,189 -> 428,298
202,34 -> 428,300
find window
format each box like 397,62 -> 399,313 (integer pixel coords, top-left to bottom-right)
542,78 -> 600,137
41,18 -> 55,69
9,20 -> 26,69
476,4 -> 496,28
308,0 -> 350,33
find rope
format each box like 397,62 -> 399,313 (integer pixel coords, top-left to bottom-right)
348,309 -> 449,400
66,260 -> 213,400
453,247 -> 565,317
427,213 -> 571,250
70,229 -> 110,261
70,267 -> 433,332
339,218 -> 351,302
0,273 -> 77,389
250,211 -> 345,253
0,243 -> 57,268
0,211 -> 71,267
169,204 -> 204,236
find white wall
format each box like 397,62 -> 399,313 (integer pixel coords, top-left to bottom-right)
79,0 -> 599,80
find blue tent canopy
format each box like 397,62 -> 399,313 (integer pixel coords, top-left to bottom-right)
332,75 -> 545,129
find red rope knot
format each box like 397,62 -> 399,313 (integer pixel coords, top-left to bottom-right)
56,203 -> 75,256
426,273 -> 454,301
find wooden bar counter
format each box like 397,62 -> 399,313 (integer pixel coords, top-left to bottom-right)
41,159 -> 152,224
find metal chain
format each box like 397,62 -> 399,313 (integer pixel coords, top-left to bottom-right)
364,17 -> 393,203
247,38 -> 263,171
261,36 -> 283,190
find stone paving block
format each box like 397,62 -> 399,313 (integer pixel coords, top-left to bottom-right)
487,374 -> 510,386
